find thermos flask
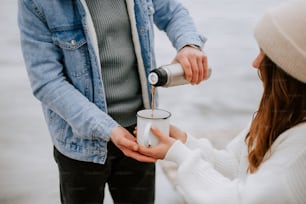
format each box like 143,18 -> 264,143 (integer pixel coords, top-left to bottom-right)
148,63 -> 211,87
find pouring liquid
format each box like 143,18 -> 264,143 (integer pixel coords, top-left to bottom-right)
151,86 -> 156,118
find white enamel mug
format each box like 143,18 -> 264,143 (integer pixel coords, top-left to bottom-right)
136,109 -> 171,147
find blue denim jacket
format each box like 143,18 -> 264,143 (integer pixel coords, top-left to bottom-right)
18,0 -> 206,164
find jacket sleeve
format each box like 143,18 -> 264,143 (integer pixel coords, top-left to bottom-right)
18,0 -> 118,141
152,0 -> 207,50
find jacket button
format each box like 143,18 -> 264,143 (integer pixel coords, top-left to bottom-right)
140,28 -> 145,34
71,40 -> 77,46
148,6 -> 154,14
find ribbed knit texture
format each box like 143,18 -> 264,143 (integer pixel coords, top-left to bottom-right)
85,0 -> 142,127
165,123 -> 306,203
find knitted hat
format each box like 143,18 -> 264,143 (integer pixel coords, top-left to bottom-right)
254,0 -> 306,83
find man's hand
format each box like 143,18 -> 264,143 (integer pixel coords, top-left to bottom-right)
172,45 -> 208,85
110,126 -> 156,163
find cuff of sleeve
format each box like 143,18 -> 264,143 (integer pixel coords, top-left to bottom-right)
182,44 -> 202,51
165,140 -> 192,165
94,118 -> 118,142
176,34 -> 207,51
185,132 -> 198,146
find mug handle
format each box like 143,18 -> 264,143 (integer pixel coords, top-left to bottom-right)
144,122 -> 152,147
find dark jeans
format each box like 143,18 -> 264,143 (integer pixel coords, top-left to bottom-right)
53,125 -> 155,204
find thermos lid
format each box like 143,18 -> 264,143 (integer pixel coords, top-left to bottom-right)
148,72 -> 159,85
148,68 -> 168,86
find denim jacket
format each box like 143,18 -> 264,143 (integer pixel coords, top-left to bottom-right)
18,0 -> 206,164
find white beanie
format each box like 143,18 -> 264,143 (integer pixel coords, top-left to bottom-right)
254,0 -> 306,83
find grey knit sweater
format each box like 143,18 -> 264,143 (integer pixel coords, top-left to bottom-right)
85,0 -> 143,127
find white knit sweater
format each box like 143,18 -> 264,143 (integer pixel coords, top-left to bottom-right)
165,122 -> 306,204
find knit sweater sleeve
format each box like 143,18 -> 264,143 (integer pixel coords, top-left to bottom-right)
181,126 -> 250,179
164,124 -> 306,204
166,143 -> 240,203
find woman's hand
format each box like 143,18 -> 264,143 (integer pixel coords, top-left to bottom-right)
110,126 -> 157,163
138,126 -> 176,160
170,125 -> 187,143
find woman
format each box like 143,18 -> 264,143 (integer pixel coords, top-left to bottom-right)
138,0 -> 306,203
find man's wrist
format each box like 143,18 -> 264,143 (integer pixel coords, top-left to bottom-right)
185,44 -> 202,51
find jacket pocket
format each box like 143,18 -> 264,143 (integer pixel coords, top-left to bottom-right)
52,28 -> 92,98
52,28 -> 90,77
53,29 -> 86,50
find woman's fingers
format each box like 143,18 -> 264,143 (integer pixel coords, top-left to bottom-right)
150,126 -> 167,141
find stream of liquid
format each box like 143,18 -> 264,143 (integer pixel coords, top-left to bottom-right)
151,86 -> 156,118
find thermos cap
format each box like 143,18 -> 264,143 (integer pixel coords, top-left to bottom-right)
148,67 -> 168,86
148,72 -> 159,85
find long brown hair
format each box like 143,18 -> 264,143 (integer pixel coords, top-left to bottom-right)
246,55 -> 306,173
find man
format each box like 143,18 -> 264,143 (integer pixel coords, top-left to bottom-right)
18,0 -> 208,203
